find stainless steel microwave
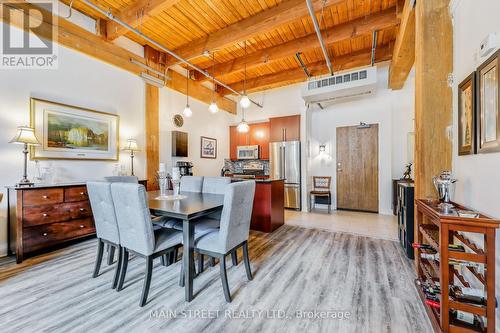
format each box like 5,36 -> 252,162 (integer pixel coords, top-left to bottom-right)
237,145 -> 259,160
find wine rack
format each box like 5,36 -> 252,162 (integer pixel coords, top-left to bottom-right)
415,199 -> 500,333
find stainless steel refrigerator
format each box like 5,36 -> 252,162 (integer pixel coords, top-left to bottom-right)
269,141 -> 301,210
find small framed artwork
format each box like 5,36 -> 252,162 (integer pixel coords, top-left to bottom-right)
200,136 -> 217,159
30,98 -> 119,160
477,50 -> 500,153
458,72 -> 476,155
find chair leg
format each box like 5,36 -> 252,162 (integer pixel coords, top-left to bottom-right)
117,249 -> 129,291
140,256 -> 153,307
242,242 -> 253,281
92,239 -> 104,278
173,248 -> 179,262
219,254 -> 231,302
107,245 -> 115,265
198,254 -> 204,273
160,255 -> 166,266
231,250 -> 238,266
112,246 -> 123,289
209,257 -> 216,267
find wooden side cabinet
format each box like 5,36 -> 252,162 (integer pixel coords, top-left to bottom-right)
269,115 -> 300,142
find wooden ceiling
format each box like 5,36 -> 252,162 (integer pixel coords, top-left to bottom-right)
68,0 -> 402,95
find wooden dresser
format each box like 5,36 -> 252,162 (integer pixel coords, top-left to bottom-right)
7,180 -> 147,263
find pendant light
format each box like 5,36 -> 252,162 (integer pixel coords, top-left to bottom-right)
183,67 -> 193,117
237,41 -> 250,133
239,40 -> 251,109
209,52 -> 219,113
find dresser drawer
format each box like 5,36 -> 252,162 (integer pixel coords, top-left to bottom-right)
23,201 -> 92,226
64,186 -> 89,202
23,188 -> 64,206
23,218 -> 95,253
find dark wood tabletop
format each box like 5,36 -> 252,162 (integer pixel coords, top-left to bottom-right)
147,190 -> 224,220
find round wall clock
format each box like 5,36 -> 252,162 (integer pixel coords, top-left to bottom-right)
173,114 -> 184,127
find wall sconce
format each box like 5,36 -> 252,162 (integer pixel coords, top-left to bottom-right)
319,144 -> 326,153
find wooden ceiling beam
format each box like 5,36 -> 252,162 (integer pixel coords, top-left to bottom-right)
388,0 -> 415,89
165,0 -> 345,66
219,45 -> 393,95
192,8 -> 398,81
1,2 -> 236,114
106,0 -> 181,40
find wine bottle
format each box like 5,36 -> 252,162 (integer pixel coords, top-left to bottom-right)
450,310 -> 486,332
425,299 -> 440,309
450,286 -> 485,305
412,243 -> 465,252
420,253 -> 483,269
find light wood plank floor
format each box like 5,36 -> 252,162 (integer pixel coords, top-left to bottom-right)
0,226 -> 432,333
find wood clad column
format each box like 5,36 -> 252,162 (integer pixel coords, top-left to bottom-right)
145,84 -> 159,191
414,0 -> 453,200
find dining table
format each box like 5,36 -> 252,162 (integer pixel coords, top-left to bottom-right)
147,190 -> 224,302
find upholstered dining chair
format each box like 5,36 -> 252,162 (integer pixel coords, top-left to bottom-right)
110,183 -> 183,307
86,181 -> 122,289
310,176 -> 332,213
180,176 -> 204,193
181,181 -> 256,302
104,176 -> 139,183
103,175 -> 139,263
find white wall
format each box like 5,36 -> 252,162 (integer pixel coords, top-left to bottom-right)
158,88 -> 236,176
309,66 -> 414,214
0,24 -> 146,256
242,66 -> 415,214
451,0 -> 500,328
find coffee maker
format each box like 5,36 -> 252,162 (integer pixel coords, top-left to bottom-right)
177,161 -> 193,176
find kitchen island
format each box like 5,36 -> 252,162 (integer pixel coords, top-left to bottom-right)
231,178 -> 285,232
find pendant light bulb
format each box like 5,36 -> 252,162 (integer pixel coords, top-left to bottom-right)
183,104 -> 193,117
209,102 -> 219,113
240,94 -> 251,109
237,120 -> 249,133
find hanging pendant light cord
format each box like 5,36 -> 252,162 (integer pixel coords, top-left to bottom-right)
212,52 -> 216,102
186,67 -> 189,106
243,41 -> 247,94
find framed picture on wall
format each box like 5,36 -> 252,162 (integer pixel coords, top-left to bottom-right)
477,50 -> 500,153
30,98 -> 119,160
200,136 -> 217,159
458,72 -> 476,155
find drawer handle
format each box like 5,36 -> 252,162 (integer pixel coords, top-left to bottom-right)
42,232 -> 48,236
80,225 -> 85,228
79,208 -> 86,212
42,195 -> 48,199
42,213 -> 48,217
80,192 -> 86,196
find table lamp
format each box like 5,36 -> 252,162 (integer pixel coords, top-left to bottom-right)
9,126 -> 40,186
123,139 -> 139,176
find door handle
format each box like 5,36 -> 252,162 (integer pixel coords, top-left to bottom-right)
337,162 -> 342,172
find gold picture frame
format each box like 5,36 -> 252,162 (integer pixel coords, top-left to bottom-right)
30,98 -> 120,160
458,72 -> 476,155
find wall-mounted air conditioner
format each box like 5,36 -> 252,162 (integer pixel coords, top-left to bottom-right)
301,67 -> 377,104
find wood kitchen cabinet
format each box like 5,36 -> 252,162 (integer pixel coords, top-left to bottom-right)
269,115 -> 300,142
229,122 -> 270,160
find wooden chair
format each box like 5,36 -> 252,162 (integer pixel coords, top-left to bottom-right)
310,176 -> 332,213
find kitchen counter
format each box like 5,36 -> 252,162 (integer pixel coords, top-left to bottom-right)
230,177 -> 284,183
238,178 -> 285,233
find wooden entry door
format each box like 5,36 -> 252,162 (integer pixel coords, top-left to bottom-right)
336,124 -> 379,212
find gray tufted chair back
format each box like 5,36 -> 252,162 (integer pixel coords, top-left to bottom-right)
180,176 -> 204,193
86,182 -> 120,244
202,177 -> 231,195
110,183 -> 155,256
218,181 -> 256,253
104,176 -> 139,183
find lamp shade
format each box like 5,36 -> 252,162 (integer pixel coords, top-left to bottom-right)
9,126 -> 40,145
123,138 -> 139,151
183,104 -> 193,118
239,94 -> 251,109
237,120 -> 250,133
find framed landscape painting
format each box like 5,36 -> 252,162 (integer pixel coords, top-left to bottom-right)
200,136 -> 217,159
30,98 -> 119,160
477,50 -> 500,153
458,72 -> 476,155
